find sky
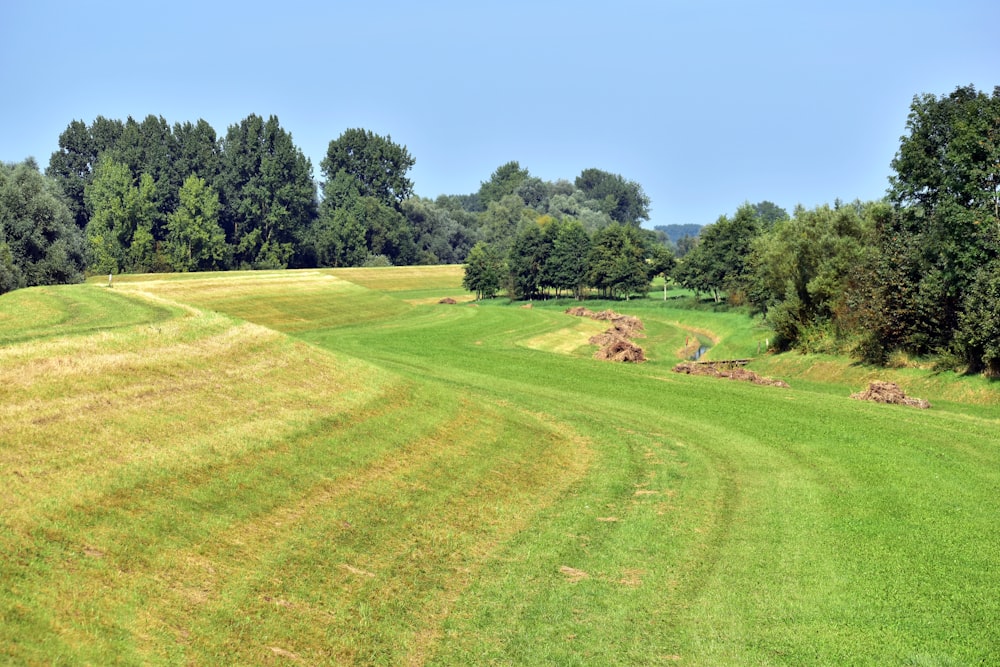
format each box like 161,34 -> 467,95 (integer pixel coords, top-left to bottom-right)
2,0 -> 997,228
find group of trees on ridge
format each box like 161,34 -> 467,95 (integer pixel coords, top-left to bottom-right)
1,84 -> 997,373
668,85 -> 1000,375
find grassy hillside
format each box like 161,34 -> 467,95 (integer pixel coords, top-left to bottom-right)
2,270 -> 998,665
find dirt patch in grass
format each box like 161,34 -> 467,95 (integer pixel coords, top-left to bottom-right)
568,307 -> 647,363
672,361 -> 789,388
438,297 -> 457,304
560,566 -> 590,583
851,380 -> 930,409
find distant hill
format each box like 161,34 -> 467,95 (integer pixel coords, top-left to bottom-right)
653,224 -> 702,244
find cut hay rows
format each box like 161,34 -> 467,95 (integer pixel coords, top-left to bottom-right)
5,270 -> 1000,665
0,278 -> 592,665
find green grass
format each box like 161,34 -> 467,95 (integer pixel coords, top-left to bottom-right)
3,270 -> 999,665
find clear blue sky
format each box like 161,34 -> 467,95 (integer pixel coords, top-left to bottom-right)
2,0 -> 997,228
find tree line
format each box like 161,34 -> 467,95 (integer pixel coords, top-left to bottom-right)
3,84 -> 997,373
671,85 -> 1000,375
1,113 -> 655,291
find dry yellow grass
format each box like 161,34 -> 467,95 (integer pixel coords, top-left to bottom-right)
520,317 -> 609,355
327,264 -> 465,292
0,294 -> 385,529
1,276 -> 595,665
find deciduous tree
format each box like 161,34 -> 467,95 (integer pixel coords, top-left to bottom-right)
0,160 -> 86,293
165,175 -> 227,272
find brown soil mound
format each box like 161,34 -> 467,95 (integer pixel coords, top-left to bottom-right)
595,338 -> 646,362
672,361 -> 789,388
851,381 -> 930,408
438,297 -> 457,304
567,307 -> 647,362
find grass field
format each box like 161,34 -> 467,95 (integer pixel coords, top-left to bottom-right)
2,269 -> 999,665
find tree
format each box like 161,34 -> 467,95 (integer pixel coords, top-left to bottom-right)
402,197 -> 477,264
217,114 -> 317,268
0,160 -> 86,294
752,200 -> 789,226
748,203 -> 872,349
306,206 -> 368,268
172,119 -> 221,186
352,196 -> 417,265
954,261 -> 1000,375
870,85 -> 1000,364
478,161 -> 530,207
46,116 -> 124,228
546,219 -> 591,299
165,175 -> 227,271
462,241 -> 503,299
648,245 -> 676,300
587,223 -> 649,299
108,115 -> 179,238
321,129 -> 414,208
673,204 -> 760,303
84,159 -> 157,274
507,222 -> 551,299
481,194 -> 534,256
574,168 -> 650,226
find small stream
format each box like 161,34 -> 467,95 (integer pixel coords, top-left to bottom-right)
689,345 -> 710,361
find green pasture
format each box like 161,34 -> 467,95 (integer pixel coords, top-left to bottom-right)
3,268 -> 999,665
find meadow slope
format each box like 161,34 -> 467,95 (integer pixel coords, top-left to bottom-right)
2,268 -> 998,666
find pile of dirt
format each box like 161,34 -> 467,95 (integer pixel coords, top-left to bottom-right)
672,361 -> 790,388
851,381 -> 930,408
594,337 -> 647,362
438,297 -> 457,304
566,307 -> 647,363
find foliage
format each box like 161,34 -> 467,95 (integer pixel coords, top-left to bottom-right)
321,128 -> 415,208
748,202 -> 872,349
586,223 -> 649,299
217,114 -> 317,269
401,197 -> 478,264
674,203 -> 760,302
165,175 -> 227,272
864,85 -> 1000,369
462,240 -> 503,299
574,167 -> 650,226
954,260 -> 1000,375
84,159 -> 157,274
46,116 -> 125,229
546,219 -> 591,299
506,221 -> 552,299
478,161 -> 530,207
0,160 -> 86,293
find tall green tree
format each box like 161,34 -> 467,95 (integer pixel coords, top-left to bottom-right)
748,203 -> 873,349
587,223 -> 649,299
954,260 -> 1000,375
574,168 -> 650,226
217,114 -> 317,269
321,129 -> 414,208
674,204 -> 760,302
84,159 -> 157,274
462,241 -> 503,300
507,222 -> 553,299
46,116 -> 124,228
478,161 -> 530,208
165,175 -> 227,272
0,160 -> 86,294
172,119 -> 221,186
546,218 -> 591,299
868,85 -> 1000,366
108,115 -> 178,237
